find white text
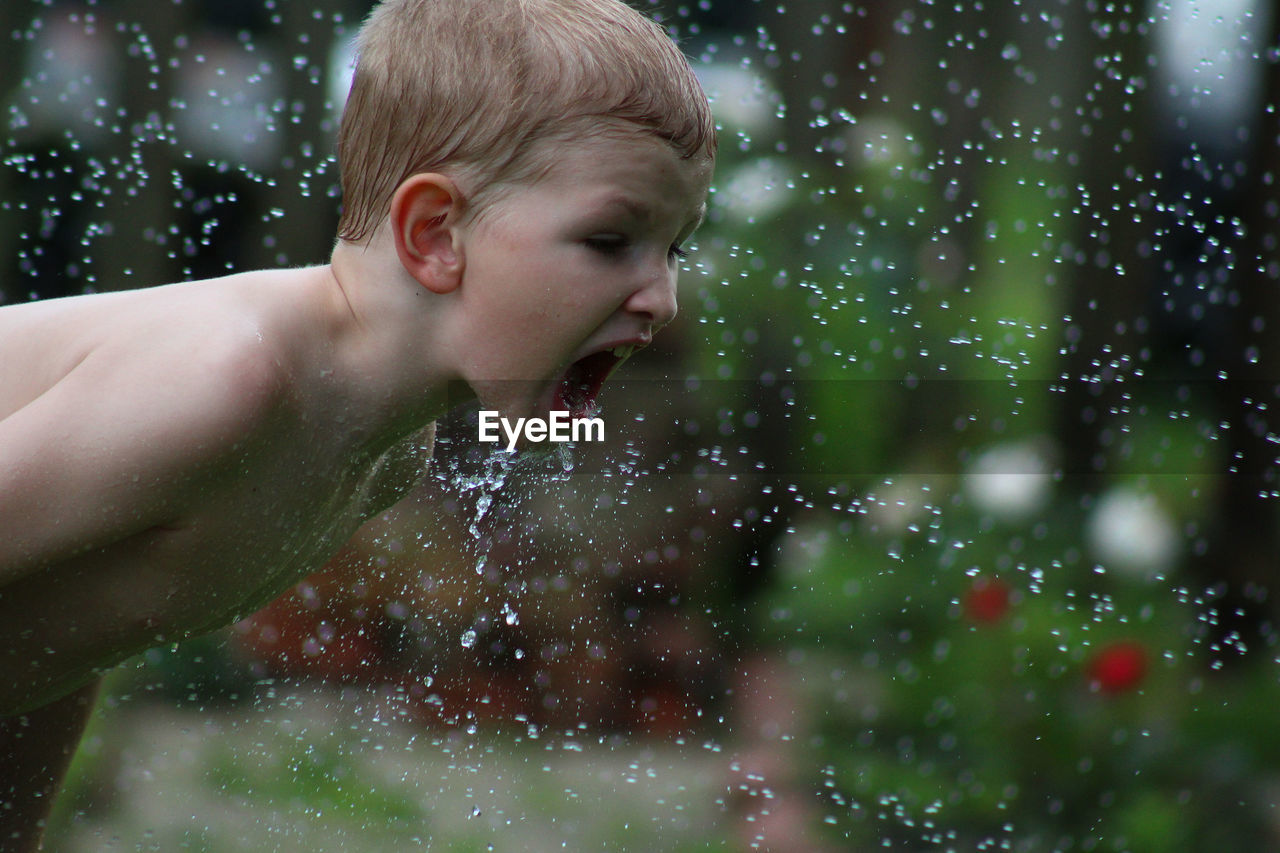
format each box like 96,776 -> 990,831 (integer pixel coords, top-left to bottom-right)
477,410 -> 605,451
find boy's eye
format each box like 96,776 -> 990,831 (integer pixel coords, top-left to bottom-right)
585,235 -> 629,256
584,235 -> 688,263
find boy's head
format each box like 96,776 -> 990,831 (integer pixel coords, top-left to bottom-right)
337,0 -> 717,243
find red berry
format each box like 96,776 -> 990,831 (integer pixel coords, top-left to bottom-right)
963,577 -> 1011,624
1088,641 -> 1147,694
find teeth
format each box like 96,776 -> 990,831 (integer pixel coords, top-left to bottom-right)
610,345 -> 636,360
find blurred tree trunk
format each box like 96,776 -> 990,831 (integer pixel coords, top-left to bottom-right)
0,3 -> 27,299
244,0 -> 344,269
94,0 -> 186,291
1192,8 -> 1280,658
1054,2 -> 1158,478
0,2 -> 21,122
759,0 -> 881,170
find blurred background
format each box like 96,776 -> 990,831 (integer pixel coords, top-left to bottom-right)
5,0 -> 1280,849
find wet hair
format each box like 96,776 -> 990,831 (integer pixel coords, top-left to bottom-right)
336,0 -> 717,243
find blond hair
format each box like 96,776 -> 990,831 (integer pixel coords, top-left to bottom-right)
336,0 -> 716,243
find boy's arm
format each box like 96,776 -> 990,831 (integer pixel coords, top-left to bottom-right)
0,342 -> 284,585
0,678 -> 101,853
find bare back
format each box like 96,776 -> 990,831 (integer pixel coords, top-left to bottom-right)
0,270 -> 434,713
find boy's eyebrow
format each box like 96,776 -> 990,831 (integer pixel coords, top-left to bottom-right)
597,196 -> 706,234
598,196 -> 655,223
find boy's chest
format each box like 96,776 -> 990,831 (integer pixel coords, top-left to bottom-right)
0,425 -> 440,712
160,421 -> 438,620
0,466 -> 367,711
353,423 -> 437,522
193,423 -> 437,591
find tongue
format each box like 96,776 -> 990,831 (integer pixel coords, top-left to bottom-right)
557,351 -> 619,417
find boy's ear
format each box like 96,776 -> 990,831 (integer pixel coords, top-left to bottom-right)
389,173 -> 465,293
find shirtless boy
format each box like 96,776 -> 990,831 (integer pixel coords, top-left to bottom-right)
0,0 -> 715,846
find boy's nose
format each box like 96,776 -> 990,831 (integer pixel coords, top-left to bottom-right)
625,269 -> 679,329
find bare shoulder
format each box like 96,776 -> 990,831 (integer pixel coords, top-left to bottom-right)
0,274 -> 309,583
1,265 -> 351,467
76,284 -> 296,443
0,273 -> 289,421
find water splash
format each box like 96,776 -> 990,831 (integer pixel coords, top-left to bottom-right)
452,447 -> 518,541
555,440 -> 576,474
501,600 -> 519,627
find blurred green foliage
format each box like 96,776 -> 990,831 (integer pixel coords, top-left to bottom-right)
746,485 -> 1280,848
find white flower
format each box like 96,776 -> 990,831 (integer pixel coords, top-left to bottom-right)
712,157 -> 795,223
963,439 -> 1053,522
1087,486 -> 1180,580
695,63 -> 780,135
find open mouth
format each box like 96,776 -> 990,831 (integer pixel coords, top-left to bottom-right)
554,345 -> 637,417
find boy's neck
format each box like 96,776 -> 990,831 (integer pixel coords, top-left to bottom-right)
321,238 -> 464,440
